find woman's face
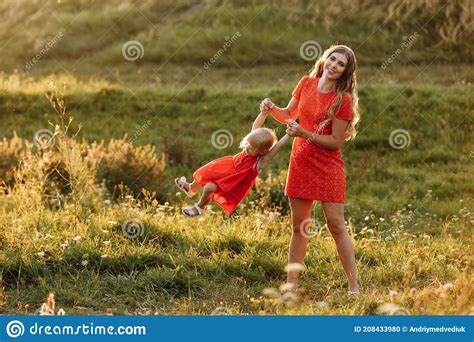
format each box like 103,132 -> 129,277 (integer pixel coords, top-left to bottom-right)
323,52 -> 348,80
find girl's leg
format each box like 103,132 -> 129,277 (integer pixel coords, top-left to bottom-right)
322,202 -> 360,293
287,197 -> 313,287
184,182 -> 217,216
197,182 -> 217,208
189,180 -> 200,193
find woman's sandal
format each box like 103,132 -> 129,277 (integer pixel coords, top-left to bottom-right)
175,177 -> 197,197
182,203 -> 205,217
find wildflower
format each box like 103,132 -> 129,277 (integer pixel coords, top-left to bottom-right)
211,307 -> 230,315
37,251 -> 45,257
101,254 -> 108,259
72,235 -> 81,242
279,283 -> 295,293
442,283 -> 454,292
107,220 -> 117,225
57,308 -> 66,315
103,200 -> 111,206
315,301 -> 329,309
102,240 -> 111,245
81,260 -> 89,266
39,293 -> 55,315
377,303 -> 410,315
262,288 -> 279,298
410,288 -> 417,295
284,263 -> 305,273
379,218 -> 385,222
389,290 -> 398,299
364,216 -> 369,221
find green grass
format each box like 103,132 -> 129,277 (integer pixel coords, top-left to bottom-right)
0,197 -> 472,315
1,72 -> 472,218
0,0 -> 473,316
0,0 -> 472,77
0,73 -> 472,315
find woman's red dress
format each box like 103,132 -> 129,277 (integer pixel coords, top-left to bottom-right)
281,76 -> 353,202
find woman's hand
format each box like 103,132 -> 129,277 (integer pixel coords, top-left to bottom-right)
260,98 -> 274,114
286,119 -> 306,138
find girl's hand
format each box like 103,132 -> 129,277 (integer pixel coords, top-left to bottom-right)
286,119 -> 305,138
260,98 -> 274,113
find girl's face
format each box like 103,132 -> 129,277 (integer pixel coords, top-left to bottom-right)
323,52 -> 348,80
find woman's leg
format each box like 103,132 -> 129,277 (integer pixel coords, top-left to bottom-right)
287,197 -> 313,286
322,202 -> 360,293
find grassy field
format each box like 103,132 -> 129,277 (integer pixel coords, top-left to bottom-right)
0,0 -> 473,315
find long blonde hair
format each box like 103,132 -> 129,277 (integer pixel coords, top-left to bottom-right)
309,44 -> 360,140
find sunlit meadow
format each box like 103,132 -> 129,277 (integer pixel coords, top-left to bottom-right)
0,0 -> 473,316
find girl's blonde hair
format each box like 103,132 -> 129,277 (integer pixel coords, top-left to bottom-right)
239,128 -> 277,153
309,44 -> 360,141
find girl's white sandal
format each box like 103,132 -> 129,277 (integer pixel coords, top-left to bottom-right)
175,176 -> 197,197
182,203 -> 205,217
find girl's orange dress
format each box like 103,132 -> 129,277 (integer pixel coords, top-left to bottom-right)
279,76 -> 353,203
193,150 -> 259,216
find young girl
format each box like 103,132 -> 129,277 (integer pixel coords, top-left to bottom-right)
175,112 -> 289,217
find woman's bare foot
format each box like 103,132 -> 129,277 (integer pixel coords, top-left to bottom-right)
348,284 -> 360,296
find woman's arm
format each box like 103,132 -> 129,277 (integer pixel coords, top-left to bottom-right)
287,119 -> 349,151
260,97 -> 299,124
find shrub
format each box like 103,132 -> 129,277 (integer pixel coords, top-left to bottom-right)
248,169 -> 290,215
89,135 -> 166,199
0,132 -> 25,188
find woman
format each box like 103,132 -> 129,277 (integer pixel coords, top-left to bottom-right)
260,44 -> 361,295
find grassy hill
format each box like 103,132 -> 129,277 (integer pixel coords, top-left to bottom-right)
0,0 -> 472,316
0,0 -> 473,78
